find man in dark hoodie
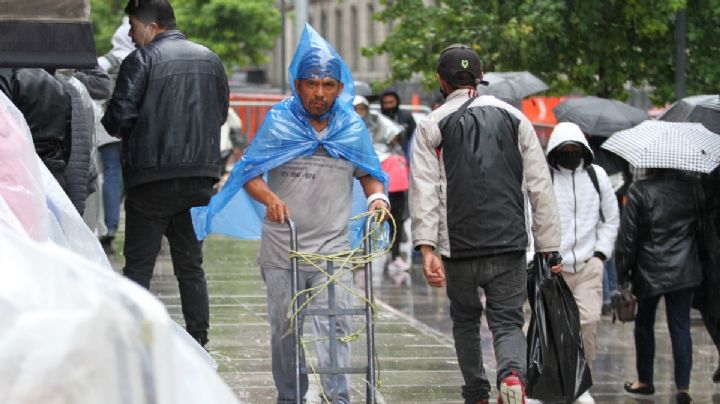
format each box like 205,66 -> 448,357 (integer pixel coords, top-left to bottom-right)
380,89 -> 416,157
380,89 -> 416,273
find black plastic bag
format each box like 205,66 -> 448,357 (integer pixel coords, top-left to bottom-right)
526,253 -> 592,403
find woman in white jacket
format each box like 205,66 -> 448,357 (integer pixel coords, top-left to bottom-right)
545,122 -> 620,404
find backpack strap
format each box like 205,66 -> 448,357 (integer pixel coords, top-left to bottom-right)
587,165 -> 605,223
439,96 -> 477,139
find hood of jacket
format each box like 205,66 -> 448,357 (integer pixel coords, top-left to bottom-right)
110,17 -> 134,61
546,122 -> 594,170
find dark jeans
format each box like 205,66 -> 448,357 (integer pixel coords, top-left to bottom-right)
389,191 -> 406,259
123,177 -> 214,344
444,251 -> 527,403
99,142 -> 122,233
634,288 -> 694,389
602,253 -> 619,304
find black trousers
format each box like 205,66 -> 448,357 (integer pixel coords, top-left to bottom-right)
702,310 -> 720,353
389,191 -> 406,259
123,177 -> 214,344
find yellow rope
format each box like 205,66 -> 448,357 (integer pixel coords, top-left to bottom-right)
287,208 -> 395,402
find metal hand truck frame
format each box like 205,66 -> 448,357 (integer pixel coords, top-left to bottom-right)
288,215 -> 378,404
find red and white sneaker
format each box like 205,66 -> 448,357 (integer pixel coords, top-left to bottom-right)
498,370 -> 526,404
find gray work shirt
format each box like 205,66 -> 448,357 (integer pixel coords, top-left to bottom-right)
258,129 -> 367,270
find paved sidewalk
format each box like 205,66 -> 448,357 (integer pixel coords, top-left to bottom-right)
111,235 -> 469,403
109,233 -> 720,403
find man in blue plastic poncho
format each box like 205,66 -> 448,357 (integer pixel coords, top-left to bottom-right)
191,25 -> 388,403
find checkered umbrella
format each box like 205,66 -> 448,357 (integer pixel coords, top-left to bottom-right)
601,121 -> 720,173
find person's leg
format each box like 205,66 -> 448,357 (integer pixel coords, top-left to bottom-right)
388,191 -> 405,260
122,198 -> 166,289
262,267 -> 309,404
606,254 -> 619,295
602,262 -> 610,306
561,258 -> 603,365
99,142 -> 122,236
165,208 -> 210,345
444,259 -> 492,403
664,288 -> 693,391
700,310 -> 720,382
308,268 -> 353,404
481,252 -> 527,386
633,294 -> 661,387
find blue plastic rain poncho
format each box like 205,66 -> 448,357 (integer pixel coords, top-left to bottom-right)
191,24 -> 386,244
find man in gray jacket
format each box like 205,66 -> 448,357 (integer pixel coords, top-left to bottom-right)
410,45 -> 561,404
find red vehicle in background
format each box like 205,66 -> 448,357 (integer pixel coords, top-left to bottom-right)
521,96 -> 569,148
232,92 -> 569,148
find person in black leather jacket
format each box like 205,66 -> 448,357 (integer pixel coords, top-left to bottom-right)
0,68 -> 72,187
616,169 -> 707,404
102,0 -> 229,348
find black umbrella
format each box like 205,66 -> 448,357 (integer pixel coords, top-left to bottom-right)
477,71 -> 549,106
553,96 -> 648,137
658,94 -> 720,134
0,0 -> 96,69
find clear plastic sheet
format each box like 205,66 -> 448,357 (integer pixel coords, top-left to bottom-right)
0,92 -> 49,241
0,226 -> 240,404
192,24 -> 386,241
526,253 -> 593,402
0,92 -> 109,268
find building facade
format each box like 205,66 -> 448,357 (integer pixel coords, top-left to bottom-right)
267,0 -> 392,89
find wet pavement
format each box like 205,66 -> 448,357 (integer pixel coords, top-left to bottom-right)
109,234 -> 720,403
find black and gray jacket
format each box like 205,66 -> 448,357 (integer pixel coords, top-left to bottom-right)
0,68 -> 72,181
102,30 -> 229,189
409,89 -> 560,259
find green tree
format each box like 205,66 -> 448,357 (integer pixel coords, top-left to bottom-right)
366,0 -> 720,103
685,0 -> 720,96
90,0 -> 280,68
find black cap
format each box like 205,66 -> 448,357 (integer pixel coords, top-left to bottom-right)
436,44 -> 483,85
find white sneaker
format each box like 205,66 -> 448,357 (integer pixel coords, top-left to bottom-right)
393,256 -> 411,271
525,399 -> 543,404
574,390 -> 595,404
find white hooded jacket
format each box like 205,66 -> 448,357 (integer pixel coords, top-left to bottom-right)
546,122 -> 620,272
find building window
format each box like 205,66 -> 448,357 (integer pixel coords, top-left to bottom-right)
320,10 -> 328,38
335,8 -> 343,55
350,6 -> 358,70
367,4 -> 375,70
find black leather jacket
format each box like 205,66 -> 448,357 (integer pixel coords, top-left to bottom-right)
0,68 -> 71,180
102,30 -> 229,188
616,174 -> 704,298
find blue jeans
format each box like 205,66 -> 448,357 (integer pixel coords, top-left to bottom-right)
99,142 -> 122,234
634,288 -> 694,389
444,251 -> 527,403
602,254 -> 619,304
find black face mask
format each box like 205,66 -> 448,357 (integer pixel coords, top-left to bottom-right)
381,105 -> 399,119
439,86 -> 449,99
556,150 -> 583,170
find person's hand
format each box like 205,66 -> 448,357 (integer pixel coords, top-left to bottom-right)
266,195 -> 290,224
368,199 -> 390,222
541,251 -> 563,274
420,246 -> 445,287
